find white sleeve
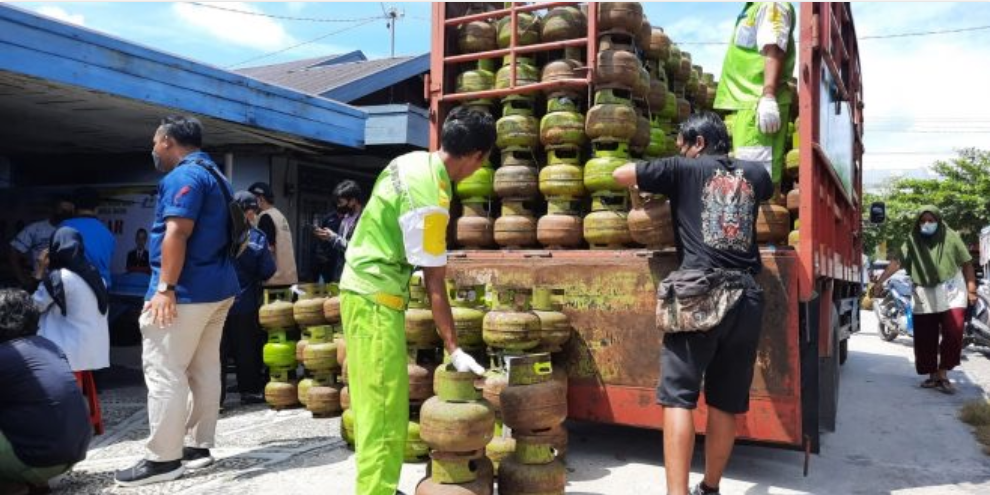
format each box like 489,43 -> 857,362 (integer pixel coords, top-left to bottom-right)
32,280 -> 55,313
755,2 -> 793,54
399,206 -> 449,267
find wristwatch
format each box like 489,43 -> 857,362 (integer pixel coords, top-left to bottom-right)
156,282 -> 176,294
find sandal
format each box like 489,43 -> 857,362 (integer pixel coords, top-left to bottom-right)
936,379 -> 957,395
920,377 -> 939,388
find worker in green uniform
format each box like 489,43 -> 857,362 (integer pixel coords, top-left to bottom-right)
339,107 -> 495,495
714,2 -> 796,193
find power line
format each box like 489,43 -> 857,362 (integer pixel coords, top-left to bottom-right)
225,19 -> 378,69
189,2 -> 381,23
678,23 -> 990,46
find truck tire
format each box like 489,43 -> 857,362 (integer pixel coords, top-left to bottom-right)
839,338 -> 849,366
819,304 -> 841,432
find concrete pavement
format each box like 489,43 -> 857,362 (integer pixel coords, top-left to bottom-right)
54,310 -> 990,494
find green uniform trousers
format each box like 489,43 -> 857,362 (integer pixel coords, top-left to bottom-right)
341,291 -> 409,495
729,105 -> 791,185
0,431 -> 70,485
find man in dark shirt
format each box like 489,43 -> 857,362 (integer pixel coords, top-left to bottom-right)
313,180 -> 364,283
0,289 -> 92,493
220,192 -> 276,407
614,112 -> 773,495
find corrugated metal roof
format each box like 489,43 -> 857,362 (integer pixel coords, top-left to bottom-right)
239,53 -> 429,102
236,51 -> 367,81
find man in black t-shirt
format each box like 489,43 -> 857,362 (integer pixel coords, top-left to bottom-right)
0,289 -> 91,493
615,112 -> 772,495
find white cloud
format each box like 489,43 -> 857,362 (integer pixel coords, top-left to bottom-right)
172,2 -> 296,52
36,6 -> 85,26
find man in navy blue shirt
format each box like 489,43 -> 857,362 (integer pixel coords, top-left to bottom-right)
62,187 -> 115,289
219,191 -> 276,407
115,116 -> 238,487
0,289 -> 91,494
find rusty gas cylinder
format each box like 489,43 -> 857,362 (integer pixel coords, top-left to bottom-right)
342,408 -> 356,447
583,141 -> 629,195
496,100 -> 539,150
259,289 -> 295,330
457,204 -> 496,250
307,380 -> 342,417
541,58 -> 584,99
456,59 -> 496,96
323,293 -> 341,324
420,366 -> 496,453
340,385 -> 350,410
675,92 -> 691,123
494,201 -> 538,249
665,45 -> 682,83
586,103 -> 637,143
293,284 -> 327,327
630,110 -> 652,156
539,156 -> 585,200
449,284 -> 487,350
407,278 -> 441,349
495,56 -> 539,90
415,471 -> 493,495
301,325 -> 337,373
540,110 -> 586,149
787,184 -> 800,216
532,288 -> 571,352
598,2 -> 643,35
264,374 -> 298,409
520,423 -> 569,459
483,288 -> 542,351
541,5 -> 586,42
457,17 -> 496,54
296,328 -> 310,363
686,65 -> 701,100
495,150 -> 539,200
789,219 -> 801,248
648,76 -> 668,114
594,49 -> 641,90
537,212 -> 584,250
756,203 -> 791,245
649,27 -> 672,61
500,353 -> 567,433
633,66 -> 650,102
483,368 -> 508,416
335,334 -> 347,373
409,361 -> 437,404
636,16 -> 652,53
487,430 -> 517,472
297,376 -> 313,407
497,11 -> 541,48
584,202 -> 632,249
497,437 -> 566,494
628,193 -> 675,249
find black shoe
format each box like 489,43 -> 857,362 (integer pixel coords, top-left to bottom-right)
691,482 -> 721,495
182,447 -> 215,469
114,459 -> 184,487
240,393 -> 265,405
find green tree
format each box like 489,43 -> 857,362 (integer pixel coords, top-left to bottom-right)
863,148 -> 990,260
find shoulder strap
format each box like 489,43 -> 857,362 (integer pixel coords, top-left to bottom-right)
193,159 -> 233,202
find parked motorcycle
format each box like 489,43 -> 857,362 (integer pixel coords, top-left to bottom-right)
875,272 -> 914,342
964,293 -> 990,350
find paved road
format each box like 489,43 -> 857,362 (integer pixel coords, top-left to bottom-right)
60,311 -> 990,494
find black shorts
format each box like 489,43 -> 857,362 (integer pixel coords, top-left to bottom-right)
657,276 -> 764,414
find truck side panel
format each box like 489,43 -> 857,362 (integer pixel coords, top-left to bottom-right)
447,250 -> 803,447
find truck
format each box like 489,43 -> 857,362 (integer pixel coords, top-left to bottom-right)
427,2 -> 864,456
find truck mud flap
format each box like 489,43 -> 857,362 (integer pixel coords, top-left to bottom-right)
800,296 -> 821,454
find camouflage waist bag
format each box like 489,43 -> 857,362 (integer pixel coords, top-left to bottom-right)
656,269 -> 747,333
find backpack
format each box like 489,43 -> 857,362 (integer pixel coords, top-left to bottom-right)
194,160 -> 249,258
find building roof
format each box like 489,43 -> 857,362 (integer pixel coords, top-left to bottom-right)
236,51 -> 367,81
0,4 -> 366,152
239,52 -> 430,103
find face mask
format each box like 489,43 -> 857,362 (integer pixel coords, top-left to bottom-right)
151,151 -> 164,172
336,203 -> 351,215
920,222 -> 938,236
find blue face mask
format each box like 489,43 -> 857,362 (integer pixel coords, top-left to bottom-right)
920,222 -> 938,236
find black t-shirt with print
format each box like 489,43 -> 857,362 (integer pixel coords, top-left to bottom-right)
636,155 -> 773,273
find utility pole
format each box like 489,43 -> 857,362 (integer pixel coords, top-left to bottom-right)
386,6 -> 403,57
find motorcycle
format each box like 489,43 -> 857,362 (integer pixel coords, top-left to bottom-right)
964,292 -> 990,350
875,273 -> 914,342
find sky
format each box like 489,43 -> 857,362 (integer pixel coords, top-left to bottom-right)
13,2 -> 990,190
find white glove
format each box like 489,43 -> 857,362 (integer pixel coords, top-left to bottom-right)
756,96 -> 781,134
450,348 -> 485,376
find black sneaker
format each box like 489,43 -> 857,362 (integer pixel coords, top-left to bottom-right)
240,393 -> 265,405
182,447 -> 215,469
114,459 -> 184,487
691,483 -> 721,495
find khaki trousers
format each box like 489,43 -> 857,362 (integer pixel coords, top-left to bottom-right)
140,298 -> 234,462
